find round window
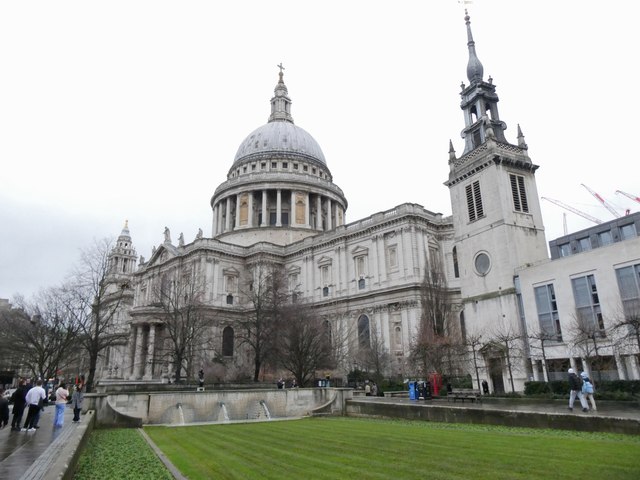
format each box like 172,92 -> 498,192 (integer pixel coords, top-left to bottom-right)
474,252 -> 491,276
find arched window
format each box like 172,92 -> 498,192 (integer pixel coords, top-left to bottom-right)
323,320 -> 332,346
460,311 -> 467,342
358,315 -> 370,349
222,326 -> 234,357
453,246 -> 459,278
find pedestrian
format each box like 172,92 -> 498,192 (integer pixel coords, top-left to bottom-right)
72,384 -> 84,422
482,379 -> 489,395
371,382 -> 378,396
290,378 -> 298,388
364,381 -> 371,396
54,383 -> 69,427
198,369 -> 205,388
580,372 -> 597,411
567,368 -> 588,412
0,389 -> 9,429
10,379 -> 28,431
23,379 -> 46,431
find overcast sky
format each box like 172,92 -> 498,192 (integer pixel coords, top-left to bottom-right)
1,1 -> 638,300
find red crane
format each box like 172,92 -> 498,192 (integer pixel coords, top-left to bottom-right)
541,197 -> 603,225
581,184 -> 621,218
615,190 -> 640,204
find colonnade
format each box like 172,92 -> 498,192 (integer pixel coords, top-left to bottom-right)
128,322 -> 161,380
212,188 -> 344,236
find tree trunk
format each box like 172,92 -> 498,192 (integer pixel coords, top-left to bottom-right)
86,349 -> 98,393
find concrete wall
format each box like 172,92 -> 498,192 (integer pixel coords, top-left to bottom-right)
86,388 -> 351,427
345,399 -> 640,435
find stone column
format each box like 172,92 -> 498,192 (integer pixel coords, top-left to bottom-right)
290,191 -> 296,226
248,191 -> 254,227
127,326 -> 137,378
531,358 -> 539,381
143,324 -> 156,380
261,190 -> 267,227
305,192 -> 310,227
615,353 -> 626,380
276,189 -> 282,226
225,197 -> 231,232
627,355 -> 640,380
327,198 -> 332,230
235,194 -> 241,230
132,324 -> 144,379
316,195 -> 323,230
211,204 -> 217,238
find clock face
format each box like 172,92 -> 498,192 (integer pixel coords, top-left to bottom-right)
474,252 -> 491,276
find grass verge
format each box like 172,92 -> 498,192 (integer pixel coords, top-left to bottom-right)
145,417 -> 640,480
74,428 -> 173,479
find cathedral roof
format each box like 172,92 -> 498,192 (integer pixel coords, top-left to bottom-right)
232,67 -> 326,167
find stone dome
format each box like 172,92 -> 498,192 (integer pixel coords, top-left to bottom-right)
233,121 -> 326,166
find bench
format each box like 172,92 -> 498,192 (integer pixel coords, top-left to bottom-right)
383,391 -> 409,398
447,389 -> 481,403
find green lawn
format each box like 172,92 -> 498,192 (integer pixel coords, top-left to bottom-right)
145,417 -> 640,480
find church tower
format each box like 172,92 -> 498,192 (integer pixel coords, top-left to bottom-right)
445,12 -> 548,390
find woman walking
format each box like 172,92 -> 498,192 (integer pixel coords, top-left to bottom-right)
71,384 -> 84,422
54,383 -> 69,427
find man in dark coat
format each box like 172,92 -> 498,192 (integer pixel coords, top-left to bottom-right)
10,379 -> 28,431
567,368 -> 588,412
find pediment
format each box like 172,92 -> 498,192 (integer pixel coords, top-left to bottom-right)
145,244 -> 178,267
317,256 -> 333,267
287,265 -> 301,275
351,245 -> 369,257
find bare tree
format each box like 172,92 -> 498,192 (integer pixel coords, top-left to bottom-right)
527,328 -> 558,382
464,331 -> 484,392
60,238 -> 130,392
6,289 -> 81,382
488,318 -> 524,393
152,265 -> 211,383
237,261 -> 289,382
568,312 -> 614,384
610,305 -> 640,370
275,302 -> 333,386
356,321 -> 391,385
411,256 -> 459,376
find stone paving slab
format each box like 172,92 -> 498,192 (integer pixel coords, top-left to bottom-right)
0,406 -> 84,480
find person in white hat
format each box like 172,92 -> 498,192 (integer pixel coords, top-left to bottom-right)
567,368 -> 588,412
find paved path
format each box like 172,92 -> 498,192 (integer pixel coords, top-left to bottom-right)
0,405 -> 79,480
357,396 -> 640,420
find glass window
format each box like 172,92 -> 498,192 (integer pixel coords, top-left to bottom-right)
620,223 -> 637,240
534,284 -> 563,341
452,246 -> 460,278
598,230 -> 613,246
577,237 -> 592,252
222,326 -> 234,356
358,315 -> 370,348
559,243 -> 571,257
615,264 -> 640,322
572,275 -> 605,334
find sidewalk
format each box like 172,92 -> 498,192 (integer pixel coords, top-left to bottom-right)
0,405 -> 82,480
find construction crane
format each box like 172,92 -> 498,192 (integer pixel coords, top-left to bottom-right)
615,190 -> 640,204
581,184 -> 621,218
541,197 -> 603,225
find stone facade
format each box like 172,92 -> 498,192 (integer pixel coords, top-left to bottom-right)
96,13 -> 640,392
